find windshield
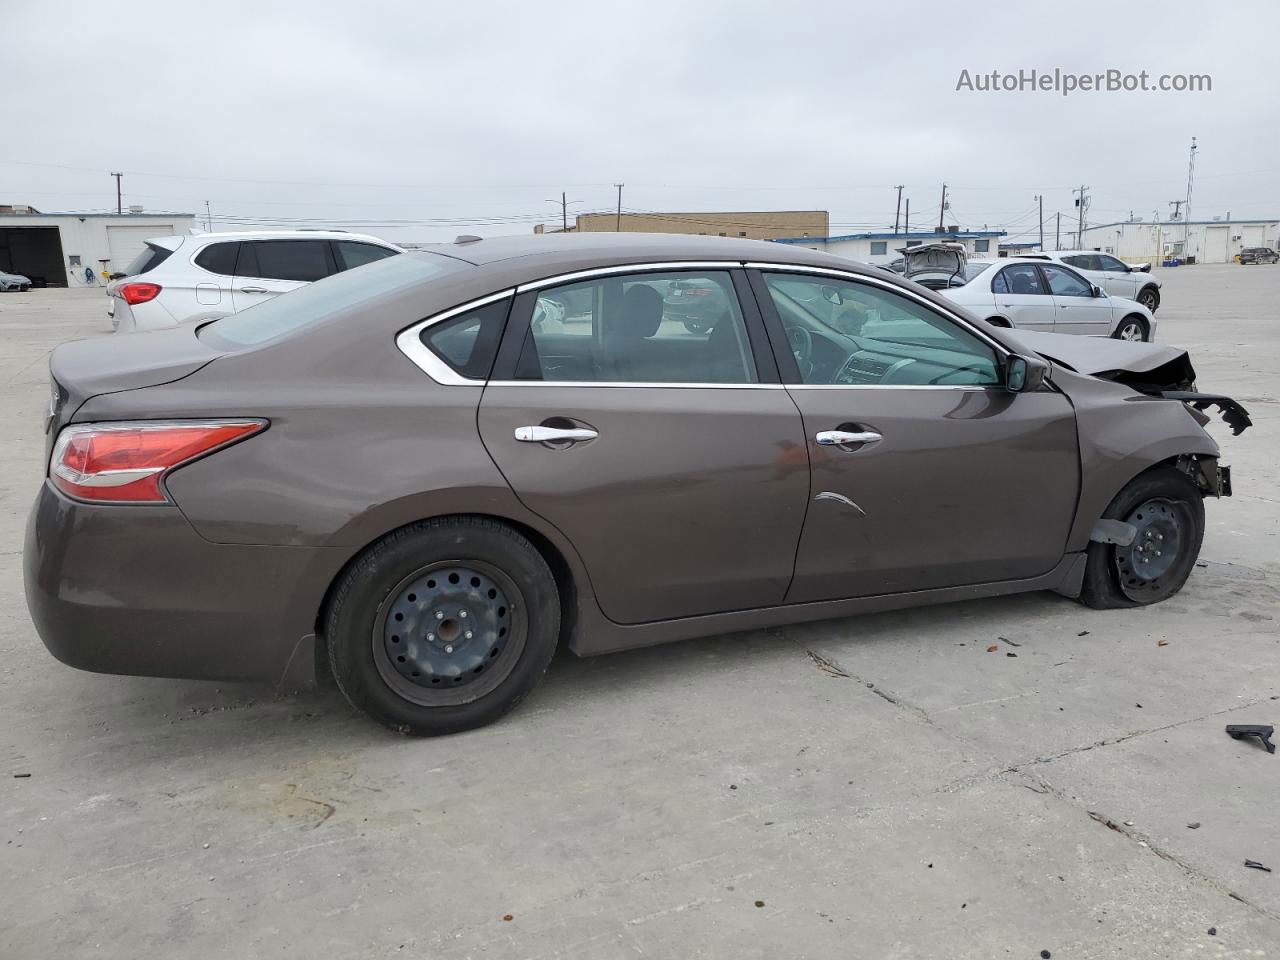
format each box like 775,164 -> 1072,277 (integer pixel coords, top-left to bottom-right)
199,252 -> 465,348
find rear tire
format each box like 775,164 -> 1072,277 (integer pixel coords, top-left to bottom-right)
1113,315 -> 1148,341
1080,467 -> 1204,609
326,517 -> 560,735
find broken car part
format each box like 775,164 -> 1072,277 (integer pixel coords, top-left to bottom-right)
1226,724 -> 1276,754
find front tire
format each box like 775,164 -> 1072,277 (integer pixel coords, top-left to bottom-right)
1113,315 -> 1148,341
1137,286 -> 1160,312
1080,467 -> 1204,609
326,517 -> 560,735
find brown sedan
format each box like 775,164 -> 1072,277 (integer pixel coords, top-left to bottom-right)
24,234 -> 1249,734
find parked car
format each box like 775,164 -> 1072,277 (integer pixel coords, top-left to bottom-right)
1239,247 -> 1279,265
664,276 -> 731,333
0,270 -> 32,292
26,234 -> 1249,735
1027,250 -> 1162,312
105,230 -> 402,333
919,253 -> 1157,341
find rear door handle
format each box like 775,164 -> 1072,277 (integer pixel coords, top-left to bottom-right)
239,286 -> 270,294
514,426 -> 598,443
816,430 -> 882,447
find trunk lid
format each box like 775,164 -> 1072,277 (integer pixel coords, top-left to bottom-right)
47,326 -> 222,446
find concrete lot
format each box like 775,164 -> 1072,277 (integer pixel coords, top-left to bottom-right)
1,267 -> 1278,959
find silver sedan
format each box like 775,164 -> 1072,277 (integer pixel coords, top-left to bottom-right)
941,258 -> 1156,341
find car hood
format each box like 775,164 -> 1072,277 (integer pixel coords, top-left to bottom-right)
1010,329 -> 1188,378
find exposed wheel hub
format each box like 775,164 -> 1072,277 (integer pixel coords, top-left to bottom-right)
382,566 -> 513,688
1114,498 -> 1187,601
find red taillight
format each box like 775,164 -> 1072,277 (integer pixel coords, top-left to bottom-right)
119,282 -> 162,305
50,420 -> 265,503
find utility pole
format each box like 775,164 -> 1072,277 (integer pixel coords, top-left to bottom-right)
559,191 -> 567,232
111,172 -> 123,215
1168,200 -> 1184,221
1035,195 -> 1044,249
904,198 -> 910,234
1183,136 -> 1197,255
613,183 -> 624,231
893,185 -> 904,233
1073,185 -> 1090,247
1055,211 -> 1061,249
937,183 -> 947,233
204,200 -> 212,232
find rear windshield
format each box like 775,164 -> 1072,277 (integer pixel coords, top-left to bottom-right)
198,252 -> 466,348
122,242 -> 175,277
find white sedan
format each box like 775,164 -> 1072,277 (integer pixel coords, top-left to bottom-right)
941,259 -> 1156,341
1027,250 -> 1162,312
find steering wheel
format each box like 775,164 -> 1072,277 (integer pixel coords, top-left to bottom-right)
786,325 -> 814,378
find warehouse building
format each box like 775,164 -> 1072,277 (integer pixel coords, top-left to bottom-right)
1079,217 -> 1279,265
773,228 -> 1007,266
538,210 -> 829,240
0,205 -> 195,287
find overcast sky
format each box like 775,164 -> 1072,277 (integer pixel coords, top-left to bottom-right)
4,0 -> 1278,244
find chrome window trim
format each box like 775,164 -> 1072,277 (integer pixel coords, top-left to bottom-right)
487,381 -> 784,390
395,288 -> 516,385
515,261 -> 743,293
745,261 -> 1012,359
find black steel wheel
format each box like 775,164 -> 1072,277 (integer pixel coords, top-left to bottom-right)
1080,466 -> 1204,609
1112,498 -> 1194,602
326,517 -> 560,735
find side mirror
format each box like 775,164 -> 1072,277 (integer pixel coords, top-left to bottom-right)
1005,354 -> 1049,393
1091,283 -> 1105,298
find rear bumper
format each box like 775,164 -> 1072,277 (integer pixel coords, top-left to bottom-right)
23,481 -> 339,684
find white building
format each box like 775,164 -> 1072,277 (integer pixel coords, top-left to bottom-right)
1079,218 -> 1279,265
0,205 -> 196,287
772,229 -> 1007,265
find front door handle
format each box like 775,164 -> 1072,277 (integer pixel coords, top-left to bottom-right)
816,430 -> 882,448
514,425 -> 598,443
239,286 -> 270,294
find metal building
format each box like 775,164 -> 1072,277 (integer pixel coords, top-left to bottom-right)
0,205 -> 196,287
1080,218 -> 1279,265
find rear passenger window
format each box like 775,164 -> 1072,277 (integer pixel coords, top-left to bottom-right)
335,241 -> 398,271
238,240 -> 332,282
993,264 -> 1046,295
421,299 -> 510,380
195,242 -> 239,276
514,271 -> 757,384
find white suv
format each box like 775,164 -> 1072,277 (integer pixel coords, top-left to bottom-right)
1027,250 -> 1162,313
107,230 -> 402,333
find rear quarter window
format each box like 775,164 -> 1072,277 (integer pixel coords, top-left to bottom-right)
194,241 -> 240,276
420,298 -> 510,379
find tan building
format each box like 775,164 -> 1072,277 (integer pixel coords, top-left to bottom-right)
539,210 -> 828,241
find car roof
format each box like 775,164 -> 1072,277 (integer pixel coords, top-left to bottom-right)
419,231 -> 872,274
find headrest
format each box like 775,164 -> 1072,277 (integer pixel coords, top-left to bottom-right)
619,285 -> 664,339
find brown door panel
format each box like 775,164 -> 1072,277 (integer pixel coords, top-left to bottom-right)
478,385 -> 809,624
784,388 -> 1080,602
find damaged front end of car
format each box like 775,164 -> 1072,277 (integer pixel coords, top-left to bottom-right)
1011,329 -> 1253,447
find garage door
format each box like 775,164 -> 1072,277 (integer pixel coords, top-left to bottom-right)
1202,226 -> 1229,263
1241,225 -> 1266,248
106,224 -> 176,273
